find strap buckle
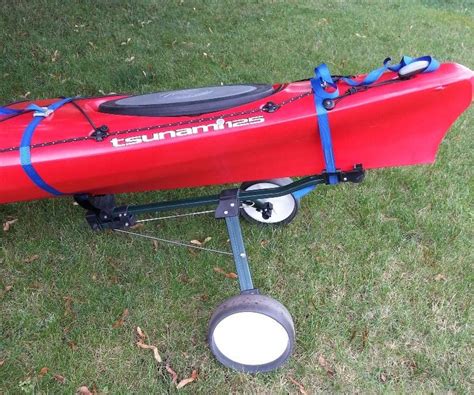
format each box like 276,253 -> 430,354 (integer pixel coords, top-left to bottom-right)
31,106 -> 54,118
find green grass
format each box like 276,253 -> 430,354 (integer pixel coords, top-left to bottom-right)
1,0 -> 473,393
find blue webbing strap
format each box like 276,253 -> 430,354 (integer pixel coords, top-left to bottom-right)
311,63 -> 340,185
310,55 -> 440,187
19,97 -> 74,196
340,55 -> 439,87
0,107 -> 22,115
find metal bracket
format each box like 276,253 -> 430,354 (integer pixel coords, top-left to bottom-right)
74,194 -> 136,230
85,205 -> 136,231
242,199 -> 274,220
215,188 -> 240,218
323,164 -> 365,184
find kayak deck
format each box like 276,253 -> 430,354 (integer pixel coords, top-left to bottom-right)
0,62 -> 472,204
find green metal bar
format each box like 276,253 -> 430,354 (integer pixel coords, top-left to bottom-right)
119,175 -> 326,217
124,193 -> 220,216
225,216 -> 254,291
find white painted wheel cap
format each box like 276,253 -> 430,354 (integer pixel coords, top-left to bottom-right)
212,311 -> 290,366
398,60 -> 429,78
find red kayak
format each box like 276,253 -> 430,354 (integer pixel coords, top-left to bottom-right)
0,61 -> 472,205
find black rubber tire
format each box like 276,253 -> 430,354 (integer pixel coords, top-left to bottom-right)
240,177 -> 300,225
207,293 -> 295,373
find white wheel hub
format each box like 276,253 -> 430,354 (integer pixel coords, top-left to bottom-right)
242,182 -> 296,223
212,311 -> 290,366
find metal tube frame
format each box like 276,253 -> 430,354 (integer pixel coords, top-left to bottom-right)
78,166 -> 365,294
225,216 -> 254,291
120,174 -> 328,217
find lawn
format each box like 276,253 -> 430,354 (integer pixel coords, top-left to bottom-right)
1,0 -> 473,393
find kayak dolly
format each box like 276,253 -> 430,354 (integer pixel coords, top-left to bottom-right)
74,165 -> 364,372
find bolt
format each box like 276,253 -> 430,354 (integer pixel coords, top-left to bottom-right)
125,223 -> 129,227
230,203 -> 235,207
224,210 -> 228,215
343,177 -> 348,181
240,253 -> 246,258
103,215 -> 108,219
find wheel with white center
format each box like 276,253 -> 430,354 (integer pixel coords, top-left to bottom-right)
207,293 -> 295,373
240,178 -> 299,225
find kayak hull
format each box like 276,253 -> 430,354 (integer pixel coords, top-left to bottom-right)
0,63 -> 472,205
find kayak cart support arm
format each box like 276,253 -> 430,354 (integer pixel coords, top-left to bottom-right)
75,164 -> 364,230
75,165 -> 364,298
215,188 -> 255,292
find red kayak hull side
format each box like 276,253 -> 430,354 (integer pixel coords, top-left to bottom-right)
0,63 -> 472,205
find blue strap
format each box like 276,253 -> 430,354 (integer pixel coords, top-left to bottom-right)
310,55 -> 439,185
310,64 -> 340,184
341,55 -> 439,86
20,97 -> 74,196
0,106 -> 22,115
292,185 -> 316,200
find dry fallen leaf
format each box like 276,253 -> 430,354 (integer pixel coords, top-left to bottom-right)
318,355 -> 335,378
152,240 -> 159,251
361,327 -> 369,350
38,367 -> 49,377
318,355 -> 327,367
0,360 -> 5,367
288,376 -> 308,395
176,370 -> 198,389
4,285 -> 13,293
29,281 -> 41,289
53,373 -> 66,384
67,341 -> 78,351
63,296 -> 76,318
3,218 -> 18,232
136,340 -> 162,363
190,237 -> 211,246
23,255 -> 39,264
112,308 -> 129,328
213,267 -> 238,279
77,386 -> 93,395
51,50 -> 60,62
434,274 -> 446,281
380,372 -> 387,383
136,326 -> 146,341
165,364 -> 178,384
